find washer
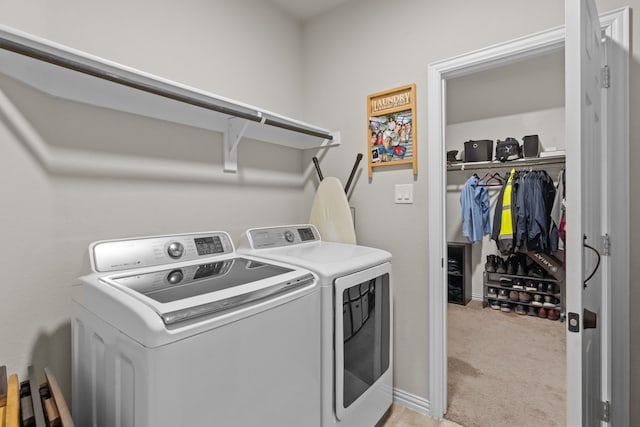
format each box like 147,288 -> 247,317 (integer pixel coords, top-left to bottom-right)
72,231 -> 321,427
238,224 -> 393,427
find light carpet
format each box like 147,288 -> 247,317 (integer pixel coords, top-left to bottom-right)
445,300 -> 566,427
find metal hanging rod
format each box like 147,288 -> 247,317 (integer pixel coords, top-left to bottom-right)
0,37 -> 333,141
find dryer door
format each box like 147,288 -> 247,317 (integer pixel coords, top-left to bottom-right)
334,262 -> 392,421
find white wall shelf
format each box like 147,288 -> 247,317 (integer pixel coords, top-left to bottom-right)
0,25 -> 340,173
447,155 -> 565,172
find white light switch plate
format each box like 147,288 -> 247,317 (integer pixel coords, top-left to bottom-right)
394,184 -> 413,204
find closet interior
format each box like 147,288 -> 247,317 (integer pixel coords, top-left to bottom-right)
443,49 -> 567,426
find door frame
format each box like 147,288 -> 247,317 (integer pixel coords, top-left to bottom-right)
426,7 -> 629,425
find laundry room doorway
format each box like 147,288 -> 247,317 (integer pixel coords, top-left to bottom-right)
426,3 -> 629,426
443,48 -> 567,427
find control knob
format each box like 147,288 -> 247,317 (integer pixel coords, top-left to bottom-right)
283,230 -> 295,243
167,269 -> 184,285
167,241 -> 184,258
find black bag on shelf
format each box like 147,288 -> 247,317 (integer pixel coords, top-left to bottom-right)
464,139 -> 493,162
522,134 -> 541,158
447,150 -> 459,162
495,137 -> 521,162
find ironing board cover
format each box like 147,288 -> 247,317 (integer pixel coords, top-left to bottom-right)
309,177 -> 357,245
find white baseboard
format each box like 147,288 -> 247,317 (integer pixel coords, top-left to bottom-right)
393,387 -> 430,416
472,292 -> 483,301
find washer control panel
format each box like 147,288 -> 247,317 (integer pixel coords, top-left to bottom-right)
91,231 -> 234,273
245,225 -> 320,250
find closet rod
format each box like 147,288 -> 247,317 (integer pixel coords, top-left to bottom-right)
0,38 -> 334,141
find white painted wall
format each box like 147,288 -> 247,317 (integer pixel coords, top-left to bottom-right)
0,0 -> 303,117
0,0 -> 306,404
301,0 -> 639,422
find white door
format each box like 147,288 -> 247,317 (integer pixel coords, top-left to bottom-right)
565,0 -> 606,425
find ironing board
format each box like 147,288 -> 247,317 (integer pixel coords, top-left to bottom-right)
309,177 -> 356,245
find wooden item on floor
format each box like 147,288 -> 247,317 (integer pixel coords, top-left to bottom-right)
27,366 -> 46,427
0,366 -> 6,407
2,373 -> 20,427
44,369 -> 73,427
19,381 -> 35,427
39,383 -> 61,427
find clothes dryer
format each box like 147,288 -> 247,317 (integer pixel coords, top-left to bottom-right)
72,231 -> 321,427
238,224 -> 392,427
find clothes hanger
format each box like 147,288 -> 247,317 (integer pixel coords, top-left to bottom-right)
477,171 -> 504,186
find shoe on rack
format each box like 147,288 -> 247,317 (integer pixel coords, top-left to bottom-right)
485,255 -> 496,273
532,294 -> 544,307
515,304 -> 527,315
538,307 -> 548,318
506,256 -> 517,275
490,300 -> 501,310
509,290 -> 520,302
548,309 -> 560,321
527,306 -> 538,316
547,283 -> 561,296
500,302 -> 512,313
487,287 -> 497,299
498,289 -> 508,300
500,277 -> 512,288
518,292 -> 531,303
525,280 -> 537,291
529,264 -> 545,278
537,282 -> 547,293
516,257 -> 527,276
496,257 -> 507,274
512,279 -> 524,290
544,297 -> 560,308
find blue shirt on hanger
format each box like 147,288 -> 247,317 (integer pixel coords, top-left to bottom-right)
461,175 -> 491,243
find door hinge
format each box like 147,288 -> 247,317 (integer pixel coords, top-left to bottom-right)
602,234 -> 610,256
601,65 -> 610,89
600,400 -> 611,422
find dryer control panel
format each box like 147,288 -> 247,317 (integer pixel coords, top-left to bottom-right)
243,225 -> 320,250
91,231 -> 234,273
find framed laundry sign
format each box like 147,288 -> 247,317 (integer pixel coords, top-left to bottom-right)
367,83 -> 417,177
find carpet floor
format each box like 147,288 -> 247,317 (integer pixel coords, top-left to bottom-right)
445,300 -> 566,427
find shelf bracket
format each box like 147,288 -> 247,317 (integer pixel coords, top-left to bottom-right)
223,117 -> 251,173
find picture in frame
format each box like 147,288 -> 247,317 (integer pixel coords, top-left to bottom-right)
367,83 -> 417,178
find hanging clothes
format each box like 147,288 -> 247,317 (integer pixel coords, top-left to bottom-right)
491,168 -> 516,254
493,168 -> 557,255
515,170 -> 556,252
549,169 -> 565,252
460,175 -> 491,243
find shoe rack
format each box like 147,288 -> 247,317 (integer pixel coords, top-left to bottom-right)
447,242 -> 472,305
482,255 -> 565,321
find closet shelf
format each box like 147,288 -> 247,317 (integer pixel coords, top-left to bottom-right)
0,25 -> 340,173
447,155 -> 565,172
